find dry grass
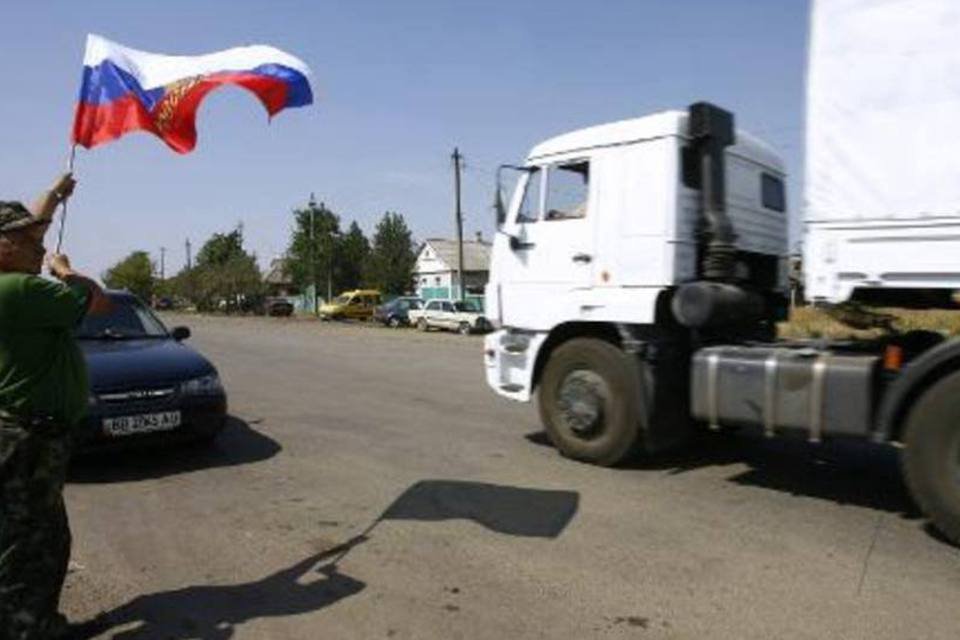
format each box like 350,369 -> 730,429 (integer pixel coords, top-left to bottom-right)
779,306 -> 960,340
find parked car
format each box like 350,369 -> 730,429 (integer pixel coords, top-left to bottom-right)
263,296 -> 295,317
319,289 -> 382,321
408,299 -> 490,335
373,297 -> 424,328
77,291 -> 227,449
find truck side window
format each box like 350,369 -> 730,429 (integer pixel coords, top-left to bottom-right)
517,168 -> 542,223
761,173 -> 786,212
545,161 -> 589,220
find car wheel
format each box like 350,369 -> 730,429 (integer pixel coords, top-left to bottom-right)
538,338 -> 647,466
417,318 -> 428,332
389,316 -> 402,329
458,322 -> 471,336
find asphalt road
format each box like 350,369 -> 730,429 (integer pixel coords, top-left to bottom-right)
62,314 -> 960,639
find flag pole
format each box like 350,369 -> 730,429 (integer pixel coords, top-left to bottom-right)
55,144 -> 77,254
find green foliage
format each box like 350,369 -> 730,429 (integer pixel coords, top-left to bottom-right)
338,221 -> 371,291
286,199 -> 341,299
366,211 -> 416,295
102,251 -> 155,301
175,226 -> 263,312
195,228 -> 247,268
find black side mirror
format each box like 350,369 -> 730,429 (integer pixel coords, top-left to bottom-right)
171,326 -> 191,341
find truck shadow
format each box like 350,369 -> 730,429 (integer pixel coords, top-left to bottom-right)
526,430 -> 919,518
68,416 -> 281,484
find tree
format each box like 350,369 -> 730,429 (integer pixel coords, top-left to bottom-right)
366,212 -> 416,295
103,251 -> 155,300
285,198 -> 341,303
196,228 -> 247,268
187,226 -> 263,312
338,221 -> 370,291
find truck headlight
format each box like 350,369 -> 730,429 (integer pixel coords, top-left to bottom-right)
181,373 -> 224,396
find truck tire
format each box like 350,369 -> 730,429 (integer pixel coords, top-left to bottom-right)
538,338 -> 646,466
902,369 -> 960,546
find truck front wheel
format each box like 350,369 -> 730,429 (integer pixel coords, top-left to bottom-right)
902,369 -> 960,546
538,338 -> 646,466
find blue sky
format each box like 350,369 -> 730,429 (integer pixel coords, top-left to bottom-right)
0,0 -> 808,279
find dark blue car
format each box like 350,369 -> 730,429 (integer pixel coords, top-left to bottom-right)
77,291 -> 227,449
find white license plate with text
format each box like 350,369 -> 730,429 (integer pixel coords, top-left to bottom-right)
103,411 -> 182,437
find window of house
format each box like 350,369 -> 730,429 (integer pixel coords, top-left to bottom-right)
517,168 -> 542,223
434,276 -> 441,285
544,161 -> 589,220
761,173 -> 786,212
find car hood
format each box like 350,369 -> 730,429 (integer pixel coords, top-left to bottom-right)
320,303 -> 345,313
79,338 -> 215,391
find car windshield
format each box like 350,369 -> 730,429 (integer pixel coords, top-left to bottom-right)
75,296 -> 169,339
454,301 -> 479,312
334,295 -> 350,304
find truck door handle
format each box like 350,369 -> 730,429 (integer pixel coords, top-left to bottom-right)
572,253 -> 592,264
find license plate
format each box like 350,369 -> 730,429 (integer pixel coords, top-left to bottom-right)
103,411 -> 182,437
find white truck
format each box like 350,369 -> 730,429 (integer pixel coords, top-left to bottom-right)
483,0 -> 960,545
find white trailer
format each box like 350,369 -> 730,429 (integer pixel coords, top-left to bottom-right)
483,0 -> 960,545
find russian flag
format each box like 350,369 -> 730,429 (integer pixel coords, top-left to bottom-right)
72,34 -> 313,154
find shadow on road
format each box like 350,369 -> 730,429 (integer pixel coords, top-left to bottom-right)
525,429 -> 919,519
380,479 -> 579,538
68,416 -> 281,484
73,551 -> 365,640
70,480 -> 576,638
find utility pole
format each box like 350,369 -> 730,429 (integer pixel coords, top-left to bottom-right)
309,193 -> 319,315
159,246 -> 166,280
185,238 -> 192,270
452,147 -> 465,301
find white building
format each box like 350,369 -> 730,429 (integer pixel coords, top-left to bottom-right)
414,235 -> 492,303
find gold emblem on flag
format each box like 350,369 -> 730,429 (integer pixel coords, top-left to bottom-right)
154,76 -> 203,133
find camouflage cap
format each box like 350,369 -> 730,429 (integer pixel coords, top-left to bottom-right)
0,201 -> 41,233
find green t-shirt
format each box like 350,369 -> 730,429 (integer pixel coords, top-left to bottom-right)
0,273 -> 90,425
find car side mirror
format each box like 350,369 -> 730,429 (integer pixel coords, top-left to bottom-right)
171,326 -> 191,341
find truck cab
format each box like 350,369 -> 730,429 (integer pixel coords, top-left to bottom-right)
485,109 -> 788,402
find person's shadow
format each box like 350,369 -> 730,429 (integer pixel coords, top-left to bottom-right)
72,480 -> 578,638
75,542 -> 366,640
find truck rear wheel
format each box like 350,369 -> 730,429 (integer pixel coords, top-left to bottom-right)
902,370 -> 960,546
538,338 -> 646,466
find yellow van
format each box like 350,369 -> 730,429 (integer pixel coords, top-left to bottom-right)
319,289 -> 382,321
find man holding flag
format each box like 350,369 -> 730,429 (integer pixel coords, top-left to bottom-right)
0,175 -> 111,640
0,33 -> 312,637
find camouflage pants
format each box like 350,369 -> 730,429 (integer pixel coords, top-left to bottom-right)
0,416 -> 72,640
